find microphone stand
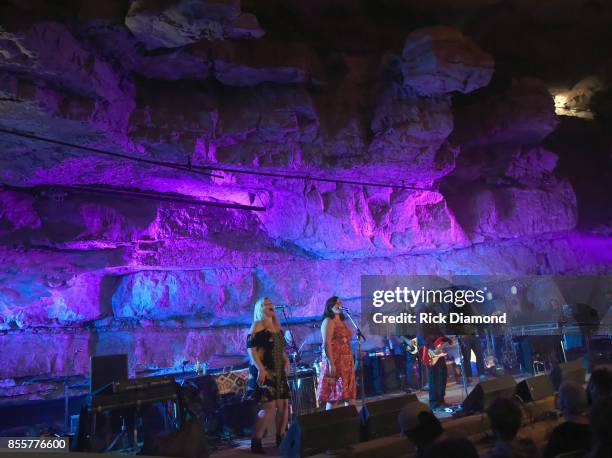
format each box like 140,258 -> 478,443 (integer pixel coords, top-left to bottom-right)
343,309 -> 367,412
279,307 -> 302,420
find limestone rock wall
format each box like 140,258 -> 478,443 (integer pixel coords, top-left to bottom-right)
1,233 -> 611,382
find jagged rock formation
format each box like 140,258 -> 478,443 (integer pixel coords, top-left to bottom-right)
0,0 -> 611,400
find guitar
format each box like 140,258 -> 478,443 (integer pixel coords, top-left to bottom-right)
400,336 -> 419,355
483,328 -> 499,370
423,348 -> 447,367
483,312 -> 505,371
421,337 -> 455,367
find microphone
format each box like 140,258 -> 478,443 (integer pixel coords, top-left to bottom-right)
339,306 -> 352,314
275,304 -> 289,309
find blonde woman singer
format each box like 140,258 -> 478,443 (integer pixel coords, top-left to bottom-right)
244,297 -> 290,453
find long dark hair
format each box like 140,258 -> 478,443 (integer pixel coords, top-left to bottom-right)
322,295 -> 344,321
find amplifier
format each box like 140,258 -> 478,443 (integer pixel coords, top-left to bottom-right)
289,367 -> 319,412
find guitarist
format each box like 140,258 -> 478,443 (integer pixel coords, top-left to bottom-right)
420,335 -> 454,411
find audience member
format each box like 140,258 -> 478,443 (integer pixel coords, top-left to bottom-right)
585,396 -> 612,458
543,381 -> 590,458
483,397 -> 537,458
399,401 -> 445,458
422,437 -> 479,458
587,365 -> 612,404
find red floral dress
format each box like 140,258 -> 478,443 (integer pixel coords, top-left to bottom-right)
317,318 -> 356,402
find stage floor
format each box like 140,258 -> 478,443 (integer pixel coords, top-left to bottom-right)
210,373 -> 535,457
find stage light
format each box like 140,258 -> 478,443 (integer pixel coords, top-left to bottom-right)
553,93 -> 568,114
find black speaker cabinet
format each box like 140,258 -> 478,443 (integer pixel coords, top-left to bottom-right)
362,356 -> 383,396
462,375 -> 517,412
220,399 -> 256,436
90,354 -> 128,393
550,359 -> 586,390
280,405 -> 360,457
361,393 -> 418,441
516,375 -> 555,402
380,355 -> 401,392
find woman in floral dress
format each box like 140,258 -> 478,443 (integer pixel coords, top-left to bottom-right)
317,296 -> 357,410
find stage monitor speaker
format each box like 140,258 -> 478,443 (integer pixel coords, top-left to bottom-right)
550,359 -> 586,391
280,405 -> 360,457
90,354 -> 128,393
461,375 -> 517,412
516,375 -> 555,402
361,393 -> 418,441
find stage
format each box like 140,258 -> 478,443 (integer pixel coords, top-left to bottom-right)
0,358 -> 601,457
209,373 -> 540,457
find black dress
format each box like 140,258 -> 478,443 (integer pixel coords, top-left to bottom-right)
244,329 -> 290,402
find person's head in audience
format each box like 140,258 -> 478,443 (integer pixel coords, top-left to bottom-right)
588,396 -> 612,458
588,365 -> 612,404
422,438 -> 479,458
486,397 -> 522,442
557,380 -> 588,421
399,401 -> 444,450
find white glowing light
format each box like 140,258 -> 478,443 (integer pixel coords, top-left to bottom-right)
554,94 -> 567,111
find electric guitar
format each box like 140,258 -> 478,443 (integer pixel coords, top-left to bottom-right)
483,312 -> 505,371
400,336 -> 419,355
423,347 -> 447,367
421,337 -> 455,367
